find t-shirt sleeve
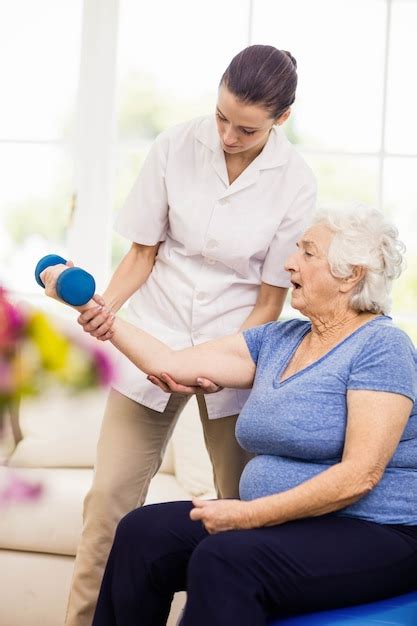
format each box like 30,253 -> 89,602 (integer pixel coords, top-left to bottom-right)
261,176 -> 317,287
242,322 -> 275,364
114,132 -> 169,244
348,326 -> 416,402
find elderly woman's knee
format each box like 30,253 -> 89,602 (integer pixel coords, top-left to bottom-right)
116,501 -> 195,550
112,506 -> 151,546
109,509 -> 141,547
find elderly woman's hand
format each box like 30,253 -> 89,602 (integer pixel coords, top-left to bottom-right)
190,497 -> 256,533
147,372 -> 223,395
40,261 -> 73,301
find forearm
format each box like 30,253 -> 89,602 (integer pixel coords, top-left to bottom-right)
109,318 -> 254,388
102,243 -> 159,312
110,317 -> 176,377
44,301 -> 194,382
247,461 -> 376,528
239,303 -> 282,331
41,258 -> 255,387
239,285 -> 287,331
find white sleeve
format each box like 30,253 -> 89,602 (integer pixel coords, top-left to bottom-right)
261,177 -> 317,287
114,133 -> 169,245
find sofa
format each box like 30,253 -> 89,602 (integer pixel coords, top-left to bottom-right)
0,312 -> 216,626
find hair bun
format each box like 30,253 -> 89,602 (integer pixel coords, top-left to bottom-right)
221,45 -> 298,118
282,50 -> 297,69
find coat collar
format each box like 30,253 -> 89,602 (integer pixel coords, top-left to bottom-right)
194,115 -> 291,197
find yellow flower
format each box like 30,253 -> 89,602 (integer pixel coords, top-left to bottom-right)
1,289 -> 112,409
26,312 -> 70,373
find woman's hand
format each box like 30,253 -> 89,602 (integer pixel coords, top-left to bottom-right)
190,497 -> 256,533
147,372 -> 223,395
77,294 -> 115,341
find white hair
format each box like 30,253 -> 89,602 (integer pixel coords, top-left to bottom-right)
310,206 -> 406,315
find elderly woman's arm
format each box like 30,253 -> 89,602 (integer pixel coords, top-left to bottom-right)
40,264 -> 256,389
110,316 -> 255,388
192,389 -> 412,532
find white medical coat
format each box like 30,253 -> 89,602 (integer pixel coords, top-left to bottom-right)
113,115 -> 316,418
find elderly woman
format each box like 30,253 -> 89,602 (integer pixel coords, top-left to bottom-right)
41,206 -> 417,626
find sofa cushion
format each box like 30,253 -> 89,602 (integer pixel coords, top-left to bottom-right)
9,390 -> 107,468
0,550 -> 186,626
0,466 -> 192,556
0,550 -> 75,626
0,467 -> 92,555
8,388 -> 175,474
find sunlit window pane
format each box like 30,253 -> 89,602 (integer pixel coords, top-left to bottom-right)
0,1 -> 82,141
385,1 -> 417,154
384,157 -> 417,340
114,0 -> 251,265
252,0 -> 386,152
116,0 -> 250,140
384,158 -> 417,252
301,154 -> 379,208
111,143 -> 154,269
0,145 -> 73,293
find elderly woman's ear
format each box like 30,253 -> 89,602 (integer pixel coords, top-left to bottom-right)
339,266 -> 366,293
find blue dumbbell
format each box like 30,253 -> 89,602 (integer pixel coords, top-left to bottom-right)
35,254 -> 96,306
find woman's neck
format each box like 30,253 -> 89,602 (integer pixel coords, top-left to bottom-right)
308,310 -> 378,347
224,132 -> 270,167
224,137 -> 269,185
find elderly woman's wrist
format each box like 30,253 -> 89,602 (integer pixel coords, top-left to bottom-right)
242,500 -> 268,528
246,496 -> 285,528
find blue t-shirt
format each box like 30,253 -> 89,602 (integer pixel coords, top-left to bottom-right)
237,316 -> 417,525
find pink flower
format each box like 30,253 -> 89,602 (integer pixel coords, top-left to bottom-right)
0,472 -> 43,505
0,288 -> 26,350
91,347 -> 114,386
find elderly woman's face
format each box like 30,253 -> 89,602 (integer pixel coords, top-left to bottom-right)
285,224 -> 343,317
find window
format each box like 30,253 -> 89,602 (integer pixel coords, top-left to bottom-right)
113,0 -> 250,265
0,1 -> 82,294
2,0 -> 416,339
250,0 -> 417,338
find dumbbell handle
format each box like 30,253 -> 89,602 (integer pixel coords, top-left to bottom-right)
35,254 -> 96,306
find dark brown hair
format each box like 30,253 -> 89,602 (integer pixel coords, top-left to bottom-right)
220,45 -> 297,119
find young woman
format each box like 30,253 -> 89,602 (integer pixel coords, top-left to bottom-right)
65,44 -> 316,626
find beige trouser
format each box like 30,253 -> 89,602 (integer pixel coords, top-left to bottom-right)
65,388 -> 252,626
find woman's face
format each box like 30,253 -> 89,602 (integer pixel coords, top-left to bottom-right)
284,224 -> 345,319
215,85 -> 281,156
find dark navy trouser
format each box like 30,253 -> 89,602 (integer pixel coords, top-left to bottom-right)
92,500 -> 417,626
